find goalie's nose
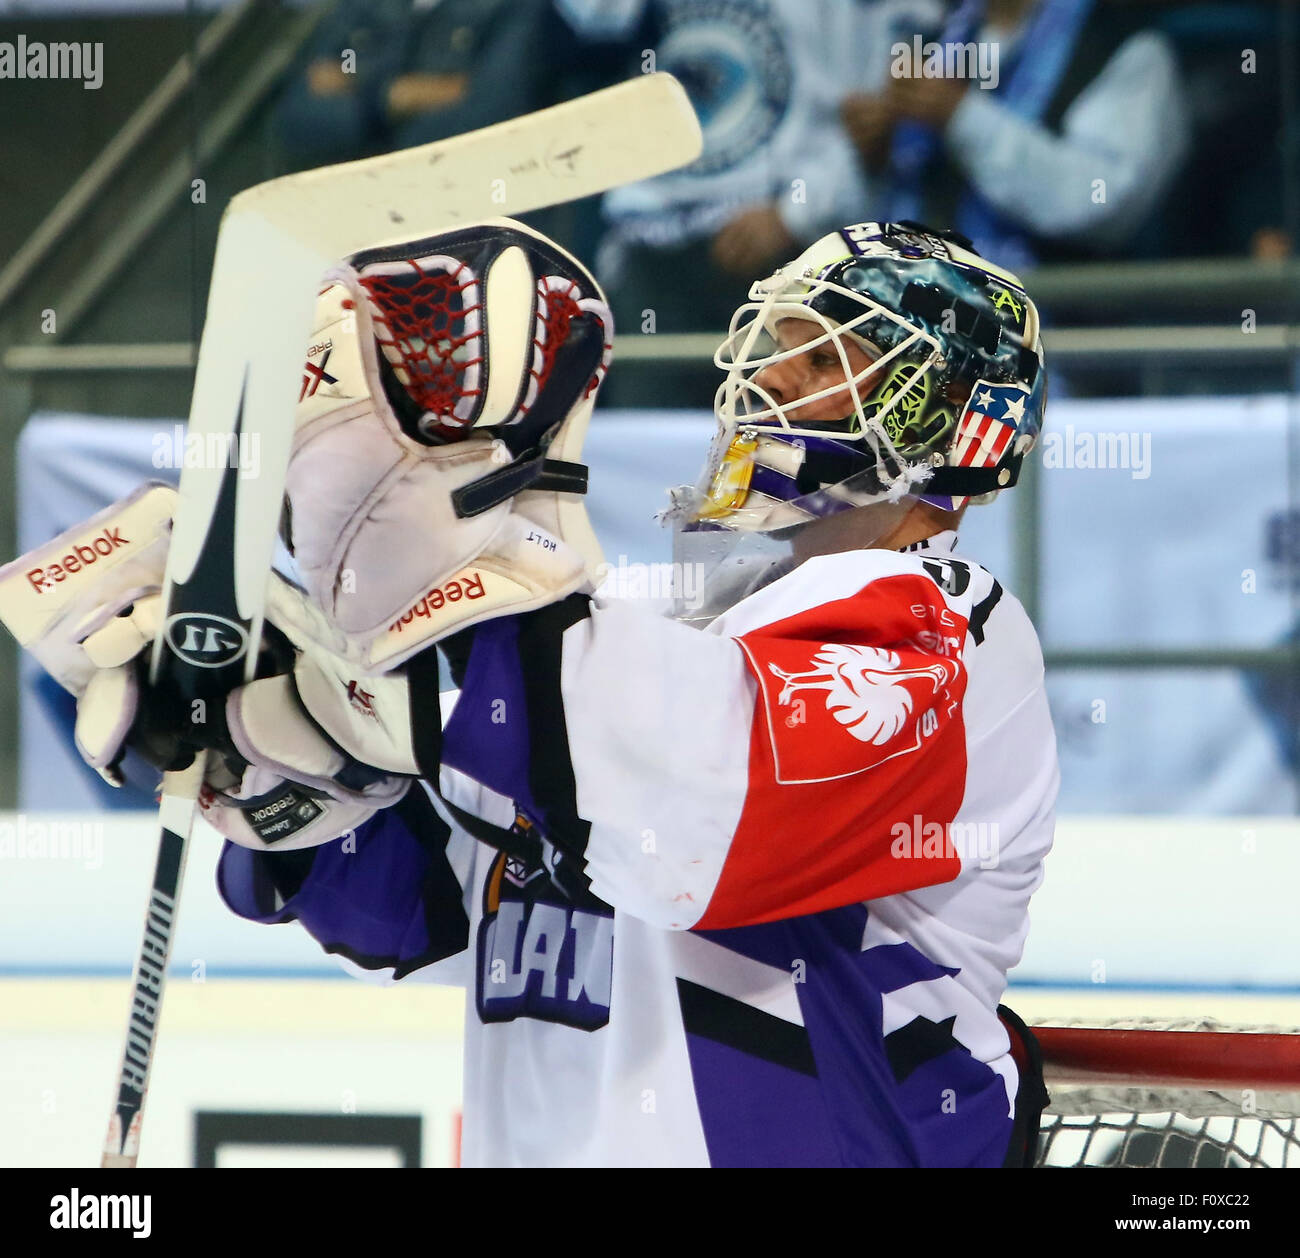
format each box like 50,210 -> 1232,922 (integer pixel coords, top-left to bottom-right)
752,352 -> 804,407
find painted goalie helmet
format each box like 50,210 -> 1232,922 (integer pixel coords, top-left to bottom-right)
677,220 -> 1047,534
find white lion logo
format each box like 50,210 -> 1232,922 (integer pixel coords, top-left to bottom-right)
768,644 -> 956,745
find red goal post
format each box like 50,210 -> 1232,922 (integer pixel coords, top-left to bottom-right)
1029,1018 -> 1300,1167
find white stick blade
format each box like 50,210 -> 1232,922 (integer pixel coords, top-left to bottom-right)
231,73 -> 703,259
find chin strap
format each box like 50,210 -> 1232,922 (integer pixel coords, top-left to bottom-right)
794,445 -> 876,495
794,441 -> 1022,498
921,454 -> 1022,496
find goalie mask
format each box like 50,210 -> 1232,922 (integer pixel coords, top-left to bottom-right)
282,218 -> 613,653
667,221 -> 1046,622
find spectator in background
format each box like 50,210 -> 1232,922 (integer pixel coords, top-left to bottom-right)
274,0 -> 556,167
842,0 -> 1190,269
1132,3 -> 1290,262
557,0 -> 943,406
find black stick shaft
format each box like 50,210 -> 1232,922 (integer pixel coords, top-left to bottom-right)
101,777 -> 199,1167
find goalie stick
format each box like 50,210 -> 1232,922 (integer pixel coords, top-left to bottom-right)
99,72 -> 702,1167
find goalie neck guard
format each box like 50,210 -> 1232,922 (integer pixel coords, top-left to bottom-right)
673,220 -> 1047,535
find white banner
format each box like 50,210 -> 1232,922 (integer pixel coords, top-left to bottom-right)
14,397 -> 1300,816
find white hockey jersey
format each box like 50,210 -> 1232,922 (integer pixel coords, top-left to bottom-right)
218,530 -> 1058,1166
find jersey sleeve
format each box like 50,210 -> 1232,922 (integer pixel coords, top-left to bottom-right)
438,549 -> 981,931
216,780 -> 475,984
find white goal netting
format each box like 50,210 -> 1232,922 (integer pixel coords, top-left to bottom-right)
1031,1018 -> 1300,1168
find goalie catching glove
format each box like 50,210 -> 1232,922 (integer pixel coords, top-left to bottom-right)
282,216 -> 613,668
0,483 -> 408,851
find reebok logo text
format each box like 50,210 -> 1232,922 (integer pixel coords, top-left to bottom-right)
391,571 -> 486,632
26,526 -> 128,592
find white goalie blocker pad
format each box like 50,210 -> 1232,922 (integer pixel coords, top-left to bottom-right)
0,483 -> 175,781
0,482 -> 174,695
283,217 -> 613,673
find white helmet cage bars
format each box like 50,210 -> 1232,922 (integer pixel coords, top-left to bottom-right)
715,269 -> 946,455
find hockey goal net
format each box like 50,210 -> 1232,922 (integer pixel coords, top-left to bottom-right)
1032,1018 -> 1300,1167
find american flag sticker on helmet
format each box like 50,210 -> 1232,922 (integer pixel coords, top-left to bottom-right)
950,382 -> 1029,469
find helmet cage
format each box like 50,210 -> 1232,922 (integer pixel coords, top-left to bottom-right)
714,268 -> 946,462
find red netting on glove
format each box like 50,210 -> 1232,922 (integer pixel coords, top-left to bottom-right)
358,257 -> 484,433
535,281 -> 581,394
358,256 -> 610,438
521,277 -> 610,415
